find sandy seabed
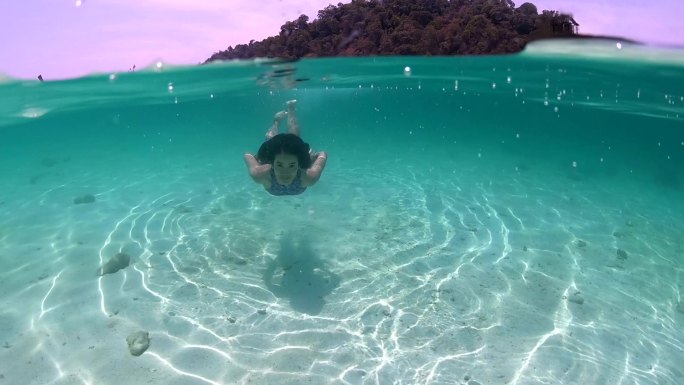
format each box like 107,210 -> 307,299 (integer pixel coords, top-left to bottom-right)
1,153 -> 683,385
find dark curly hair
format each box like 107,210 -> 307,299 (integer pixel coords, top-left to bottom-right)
256,133 -> 313,169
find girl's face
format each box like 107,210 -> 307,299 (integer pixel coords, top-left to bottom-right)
273,153 -> 299,185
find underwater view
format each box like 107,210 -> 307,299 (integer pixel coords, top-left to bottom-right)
0,39 -> 683,385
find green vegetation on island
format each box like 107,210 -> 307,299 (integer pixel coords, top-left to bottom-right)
206,0 -> 579,61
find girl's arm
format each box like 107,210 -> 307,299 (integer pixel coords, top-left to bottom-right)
304,151 -> 328,186
244,153 -> 271,185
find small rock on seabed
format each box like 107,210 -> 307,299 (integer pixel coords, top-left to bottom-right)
74,194 -> 96,204
574,239 -> 587,248
464,375 -> 482,385
567,291 -> 584,305
616,248 -> 628,260
126,331 -> 150,356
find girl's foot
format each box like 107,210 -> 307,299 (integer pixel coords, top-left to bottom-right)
273,110 -> 287,121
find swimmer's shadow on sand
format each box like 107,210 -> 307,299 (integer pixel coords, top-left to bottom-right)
262,234 -> 340,315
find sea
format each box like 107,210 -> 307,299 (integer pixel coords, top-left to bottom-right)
0,39 -> 682,385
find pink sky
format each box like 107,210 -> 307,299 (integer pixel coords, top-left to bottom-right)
1,0 -> 682,79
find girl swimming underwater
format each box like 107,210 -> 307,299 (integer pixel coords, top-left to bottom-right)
243,100 -> 327,196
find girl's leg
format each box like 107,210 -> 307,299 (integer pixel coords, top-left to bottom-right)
286,100 -> 300,136
265,110 -> 287,140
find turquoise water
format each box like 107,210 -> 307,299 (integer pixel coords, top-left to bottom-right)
0,39 -> 683,385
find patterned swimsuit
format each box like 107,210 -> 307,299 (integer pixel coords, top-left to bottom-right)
266,169 -> 307,196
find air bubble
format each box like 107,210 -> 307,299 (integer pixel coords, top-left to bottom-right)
404,66 -> 411,76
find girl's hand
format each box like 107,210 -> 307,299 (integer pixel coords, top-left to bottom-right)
244,153 -> 271,182
250,163 -> 271,179
304,151 -> 327,185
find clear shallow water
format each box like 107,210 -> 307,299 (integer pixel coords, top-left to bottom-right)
0,40 -> 683,385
